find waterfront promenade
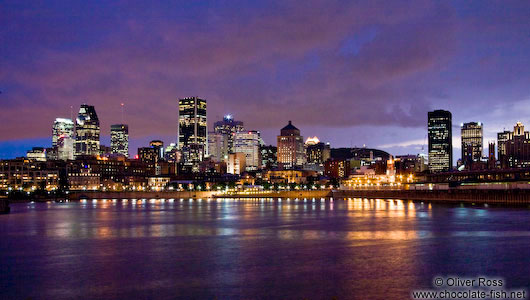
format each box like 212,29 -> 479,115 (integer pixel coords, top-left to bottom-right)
61,188 -> 530,205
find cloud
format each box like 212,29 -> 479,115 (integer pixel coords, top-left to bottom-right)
0,0 -> 529,159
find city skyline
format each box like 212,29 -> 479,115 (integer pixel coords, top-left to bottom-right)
3,100 -> 530,165
1,1 -> 530,161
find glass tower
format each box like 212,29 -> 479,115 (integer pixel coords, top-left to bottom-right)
214,115 -> 244,154
75,105 -> 100,158
461,122 -> 483,167
178,97 -> 207,168
52,118 -> 74,160
428,110 -> 452,173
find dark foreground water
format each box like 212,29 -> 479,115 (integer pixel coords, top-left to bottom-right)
1,198 -> 529,299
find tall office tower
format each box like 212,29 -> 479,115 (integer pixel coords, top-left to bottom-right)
260,145 -> 277,169
497,130 -> 511,168
208,132 -> 227,162
461,122 -> 483,168
110,124 -> 129,157
149,140 -> 164,161
305,137 -> 331,165
277,121 -> 306,169
428,110 -> 452,173
234,131 -> 261,171
52,118 -> 74,160
498,122 -> 530,168
75,104 -> 100,157
164,143 -> 180,163
214,115 -> 244,153
178,97 -> 207,166
488,142 -> 496,169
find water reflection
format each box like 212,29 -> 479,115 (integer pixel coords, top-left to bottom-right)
1,198 -> 530,300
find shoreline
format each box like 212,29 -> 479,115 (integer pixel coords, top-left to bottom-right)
3,189 -> 530,207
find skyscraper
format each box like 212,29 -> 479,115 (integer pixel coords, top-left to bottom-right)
234,130 -> 261,171
149,140 -> 164,160
305,136 -> 331,166
178,97 -> 207,166
208,132 -> 227,162
52,118 -> 74,160
110,124 -> 129,157
214,115 -> 244,154
428,110 -> 452,173
260,145 -> 277,169
498,122 -> 530,168
75,104 -> 100,157
497,130 -> 511,168
461,122 -> 483,168
277,121 -> 306,169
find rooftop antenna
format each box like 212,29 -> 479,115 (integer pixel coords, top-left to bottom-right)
121,102 -> 125,124
70,105 -> 73,120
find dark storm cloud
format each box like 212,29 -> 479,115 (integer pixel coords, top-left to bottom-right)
1,0 -> 530,156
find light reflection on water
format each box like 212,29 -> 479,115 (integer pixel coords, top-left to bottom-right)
1,198 -> 530,300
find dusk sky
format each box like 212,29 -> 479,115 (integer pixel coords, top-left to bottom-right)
1,0 -> 530,160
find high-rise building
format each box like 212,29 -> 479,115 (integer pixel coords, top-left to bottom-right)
214,115 -> 244,154
178,97 -> 207,166
497,130 -> 511,167
208,132 -> 227,162
149,140 -> 164,161
164,143 -> 180,163
52,118 -> 74,160
461,122 -> 483,168
234,131 -> 261,171
260,145 -> 277,169
277,121 -> 306,169
498,122 -> 530,168
488,142 -> 496,169
305,137 -> 331,166
110,124 -> 129,157
75,104 -> 100,157
428,110 -> 452,173
227,153 -> 246,175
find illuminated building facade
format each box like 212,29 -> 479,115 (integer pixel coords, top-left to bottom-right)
306,138 -> 331,166
497,130 -> 511,168
324,159 -> 351,179
214,115 -> 244,153
277,121 -> 306,169
52,118 -> 74,160
110,124 -> 129,157
149,140 -> 164,161
394,154 -> 427,175
428,110 -> 452,173
0,159 -> 59,191
75,104 -> 100,157
178,97 -> 207,168
498,122 -> 530,168
208,132 -> 227,162
164,143 -> 180,163
227,153 -> 246,175
234,131 -> 261,171
260,145 -> 277,169
26,147 -> 46,162
461,122 -> 483,168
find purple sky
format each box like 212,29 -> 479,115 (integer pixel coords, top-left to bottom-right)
1,0 -> 530,161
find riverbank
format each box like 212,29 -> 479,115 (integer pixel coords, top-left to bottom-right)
5,188 -> 530,206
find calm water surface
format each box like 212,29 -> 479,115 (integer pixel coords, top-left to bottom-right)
1,198 -> 530,299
